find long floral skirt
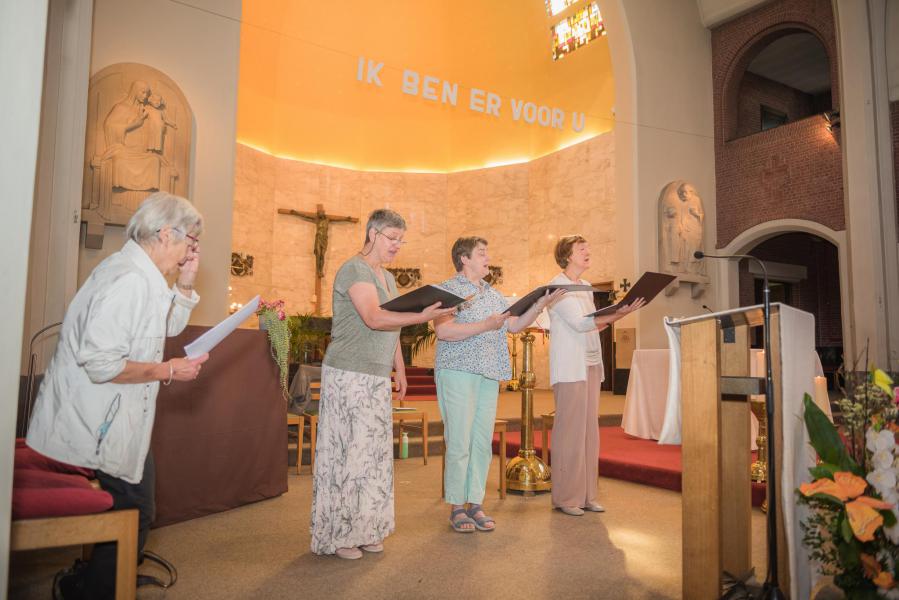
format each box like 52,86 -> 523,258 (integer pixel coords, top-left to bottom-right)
310,365 -> 395,555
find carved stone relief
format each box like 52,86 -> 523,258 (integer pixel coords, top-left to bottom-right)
659,180 -> 708,298
231,252 -> 254,277
81,63 -> 192,248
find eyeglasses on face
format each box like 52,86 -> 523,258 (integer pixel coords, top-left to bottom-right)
158,227 -> 199,248
376,229 -> 407,245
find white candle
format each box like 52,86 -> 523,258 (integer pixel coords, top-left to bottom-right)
813,375 -> 832,421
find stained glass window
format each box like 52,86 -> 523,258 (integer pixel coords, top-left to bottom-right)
551,2 -> 606,61
545,0 -> 578,17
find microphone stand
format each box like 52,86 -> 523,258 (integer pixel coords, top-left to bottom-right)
694,251 -> 784,600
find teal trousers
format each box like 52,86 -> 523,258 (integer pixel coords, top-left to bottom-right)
436,369 -> 499,505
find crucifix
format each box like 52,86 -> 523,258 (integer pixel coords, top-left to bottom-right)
278,203 -> 359,314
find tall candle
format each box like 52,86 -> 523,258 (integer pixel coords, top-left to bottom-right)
813,376 -> 832,422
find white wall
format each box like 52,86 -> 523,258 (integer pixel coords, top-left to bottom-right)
1,0 -> 49,590
605,0 -> 718,349
22,0 -> 93,375
81,0 -> 242,325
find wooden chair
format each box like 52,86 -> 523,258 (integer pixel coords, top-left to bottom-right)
301,381 -> 321,472
286,413 -> 305,475
441,419 -> 507,500
12,510 -> 139,600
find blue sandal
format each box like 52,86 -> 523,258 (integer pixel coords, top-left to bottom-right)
466,504 -> 496,532
449,508 -> 476,533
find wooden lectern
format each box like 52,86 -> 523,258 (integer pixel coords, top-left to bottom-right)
668,303 -> 816,600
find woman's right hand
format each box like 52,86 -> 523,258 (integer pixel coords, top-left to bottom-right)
483,312 -> 510,331
168,354 -> 209,382
421,301 -> 459,322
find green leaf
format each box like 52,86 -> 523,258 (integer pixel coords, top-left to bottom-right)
883,508 -> 897,528
803,394 -> 862,475
808,492 -> 846,507
840,513 -> 854,543
809,463 -> 841,480
837,533 -> 861,567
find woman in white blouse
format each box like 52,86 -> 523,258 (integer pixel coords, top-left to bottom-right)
27,192 -> 208,598
547,235 -> 644,516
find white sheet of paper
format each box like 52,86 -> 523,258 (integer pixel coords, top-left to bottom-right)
184,295 -> 261,359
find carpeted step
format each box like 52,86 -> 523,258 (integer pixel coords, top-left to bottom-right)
405,375 -> 435,385
406,384 -> 437,395
405,367 -> 433,376
494,427 -> 767,507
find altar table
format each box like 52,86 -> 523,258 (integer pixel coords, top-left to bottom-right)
622,348 -> 823,442
152,326 -> 287,527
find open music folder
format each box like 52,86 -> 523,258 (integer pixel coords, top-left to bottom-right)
379,284 -> 468,312
585,272 -> 675,317
504,284 -> 599,317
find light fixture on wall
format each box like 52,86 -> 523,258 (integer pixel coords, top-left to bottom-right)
823,109 -> 840,133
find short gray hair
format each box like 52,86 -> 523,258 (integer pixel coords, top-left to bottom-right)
364,208 -> 406,243
125,192 -> 203,244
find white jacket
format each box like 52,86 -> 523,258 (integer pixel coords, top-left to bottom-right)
26,240 -> 198,483
547,273 -> 604,385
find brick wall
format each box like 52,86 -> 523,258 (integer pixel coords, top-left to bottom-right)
737,233 -> 842,348
735,72 -> 815,138
712,0 -> 844,248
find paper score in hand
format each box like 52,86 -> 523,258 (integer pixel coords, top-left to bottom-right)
184,295 -> 261,359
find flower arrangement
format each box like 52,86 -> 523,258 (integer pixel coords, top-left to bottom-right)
798,366 -> 899,598
256,299 -> 289,398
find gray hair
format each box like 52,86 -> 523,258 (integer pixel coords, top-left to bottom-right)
125,192 -> 203,244
364,208 -> 406,243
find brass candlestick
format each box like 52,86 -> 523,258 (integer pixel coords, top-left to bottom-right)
750,399 -> 768,483
506,329 -> 551,494
506,333 -> 520,391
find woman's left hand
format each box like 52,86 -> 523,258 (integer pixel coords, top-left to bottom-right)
615,297 -> 647,317
394,370 -> 408,402
535,288 -> 567,311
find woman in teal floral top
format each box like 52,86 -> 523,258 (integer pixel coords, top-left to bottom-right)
434,237 -> 563,532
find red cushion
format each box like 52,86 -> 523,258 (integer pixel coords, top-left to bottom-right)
14,442 -> 95,479
11,469 -> 113,519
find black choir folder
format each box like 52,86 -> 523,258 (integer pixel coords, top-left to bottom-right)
379,284 -> 467,313
585,271 -> 676,317
504,284 -> 599,317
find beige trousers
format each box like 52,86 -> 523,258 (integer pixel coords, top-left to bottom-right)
550,364 -> 602,509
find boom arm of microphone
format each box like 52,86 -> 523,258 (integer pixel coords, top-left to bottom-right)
692,250 -> 783,598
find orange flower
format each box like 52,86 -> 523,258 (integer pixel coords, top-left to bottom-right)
799,472 -> 868,502
846,499 -> 885,542
800,478 -> 851,501
873,571 -> 895,589
855,496 -> 895,510
862,553 -> 882,578
834,472 -> 868,498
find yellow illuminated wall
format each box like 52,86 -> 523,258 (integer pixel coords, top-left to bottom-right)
237,0 -> 615,172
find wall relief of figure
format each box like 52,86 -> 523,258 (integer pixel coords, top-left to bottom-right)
81,63 -> 192,248
658,180 -> 706,276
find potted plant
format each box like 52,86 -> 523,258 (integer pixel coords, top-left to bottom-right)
288,313 -> 331,365
256,299 -> 290,398
400,322 -> 435,366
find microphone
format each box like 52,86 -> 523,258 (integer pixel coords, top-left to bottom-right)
701,304 -> 713,313
693,250 -> 769,283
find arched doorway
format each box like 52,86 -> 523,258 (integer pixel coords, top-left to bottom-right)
738,231 -> 843,388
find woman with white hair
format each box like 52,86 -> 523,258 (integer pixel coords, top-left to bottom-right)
27,191 -> 209,600
310,208 -> 455,560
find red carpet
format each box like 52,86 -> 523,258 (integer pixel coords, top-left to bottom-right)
400,367 -> 437,398
494,426 -> 766,507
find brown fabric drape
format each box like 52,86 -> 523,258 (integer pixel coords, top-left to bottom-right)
152,326 -> 287,527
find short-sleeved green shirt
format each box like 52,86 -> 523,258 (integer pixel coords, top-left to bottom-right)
323,255 -> 400,378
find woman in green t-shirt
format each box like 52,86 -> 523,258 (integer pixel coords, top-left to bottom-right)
310,208 -> 454,560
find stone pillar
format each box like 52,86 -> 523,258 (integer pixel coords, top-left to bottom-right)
834,0 -> 899,369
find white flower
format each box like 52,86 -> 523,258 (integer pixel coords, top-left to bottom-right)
867,428 -> 896,453
886,509 -> 899,545
867,468 -> 898,493
874,448 -> 896,470
883,488 -> 899,506
880,587 -> 899,599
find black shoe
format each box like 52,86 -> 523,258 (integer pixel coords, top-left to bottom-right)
52,560 -> 88,600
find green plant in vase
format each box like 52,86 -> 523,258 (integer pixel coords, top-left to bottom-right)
256,299 -> 290,398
